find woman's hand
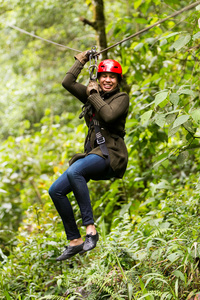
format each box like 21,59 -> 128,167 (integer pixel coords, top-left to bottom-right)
74,51 -> 90,65
86,80 -> 99,96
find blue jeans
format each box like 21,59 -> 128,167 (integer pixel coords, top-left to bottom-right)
49,154 -> 115,240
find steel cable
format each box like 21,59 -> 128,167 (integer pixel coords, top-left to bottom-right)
8,25 -> 82,52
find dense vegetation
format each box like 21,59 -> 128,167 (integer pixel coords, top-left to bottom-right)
0,0 -> 200,299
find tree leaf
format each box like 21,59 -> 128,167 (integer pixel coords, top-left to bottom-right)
191,109 -> 200,124
178,89 -> 197,98
153,152 -> 170,168
167,253 -> 179,262
177,151 -> 189,164
166,113 -> 177,125
184,120 -> 195,133
168,125 -> 180,137
159,31 -> 179,41
193,32 -> 200,40
133,0 -> 143,9
172,34 -> 191,50
155,179 -> 172,190
172,115 -> 190,128
169,93 -> 179,106
155,91 -> 168,107
140,110 -> 153,125
0,248 -> 7,260
134,42 -> 144,51
154,113 -> 165,127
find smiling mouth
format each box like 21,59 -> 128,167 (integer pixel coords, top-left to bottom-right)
104,85 -> 112,89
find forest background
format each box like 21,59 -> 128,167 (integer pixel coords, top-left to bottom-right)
0,0 -> 200,299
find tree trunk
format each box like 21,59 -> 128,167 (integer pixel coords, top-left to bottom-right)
80,0 -> 108,59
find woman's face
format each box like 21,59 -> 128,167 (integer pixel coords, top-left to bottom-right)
99,72 -> 118,92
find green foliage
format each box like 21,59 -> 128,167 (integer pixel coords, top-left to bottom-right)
0,0 -> 200,299
1,186 -> 200,299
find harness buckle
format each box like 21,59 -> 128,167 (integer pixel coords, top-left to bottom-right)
96,136 -> 105,145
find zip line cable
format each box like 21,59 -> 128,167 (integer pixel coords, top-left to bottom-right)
8,25 -> 82,52
9,1 -> 200,55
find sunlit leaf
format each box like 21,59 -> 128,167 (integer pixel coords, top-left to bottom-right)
169,93 -> 179,106
173,270 -> 185,282
155,179 -> 172,190
172,115 -> 190,128
154,113 -> 165,127
159,31 -> 179,40
168,125 -> 180,137
172,34 -> 191,50
191,109 -> 200,124
133,0 -> 143,9
193,32 -> 200,40
134,42 -> 144,51
167,253 -> 179,262
140,110 -> 153,125
155,91 -> 168,107
153,152 -> 170,168
178,89 -> 197,98
183,120 -> 196,133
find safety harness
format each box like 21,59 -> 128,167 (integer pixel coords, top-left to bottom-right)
80,98 -> 126,169
80,105 -> 110,167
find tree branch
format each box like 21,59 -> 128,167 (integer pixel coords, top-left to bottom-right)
83,0 -> 108,59
79,17 -> 97,30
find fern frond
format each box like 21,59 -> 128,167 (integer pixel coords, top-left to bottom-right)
150,228 -> 173,239
39,296 -> 66,300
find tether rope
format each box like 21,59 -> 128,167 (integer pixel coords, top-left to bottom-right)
9,1 -> 200,55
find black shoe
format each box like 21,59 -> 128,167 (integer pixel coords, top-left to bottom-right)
83,232 -> 99,252
56,243 -> 84,261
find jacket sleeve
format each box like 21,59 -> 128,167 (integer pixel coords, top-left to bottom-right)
62,60 -> 88,104
88,92 -> 129,123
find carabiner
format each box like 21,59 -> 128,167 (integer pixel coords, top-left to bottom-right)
88,46 -> 98,80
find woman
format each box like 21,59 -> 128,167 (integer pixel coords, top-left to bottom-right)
49,51 -> 129,261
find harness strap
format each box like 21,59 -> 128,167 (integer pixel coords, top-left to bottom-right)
92,118 -> 110,168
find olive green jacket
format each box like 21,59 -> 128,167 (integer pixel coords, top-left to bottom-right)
62,60 -> 129,178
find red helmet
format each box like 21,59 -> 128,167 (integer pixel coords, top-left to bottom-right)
97,59 -> 122,78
